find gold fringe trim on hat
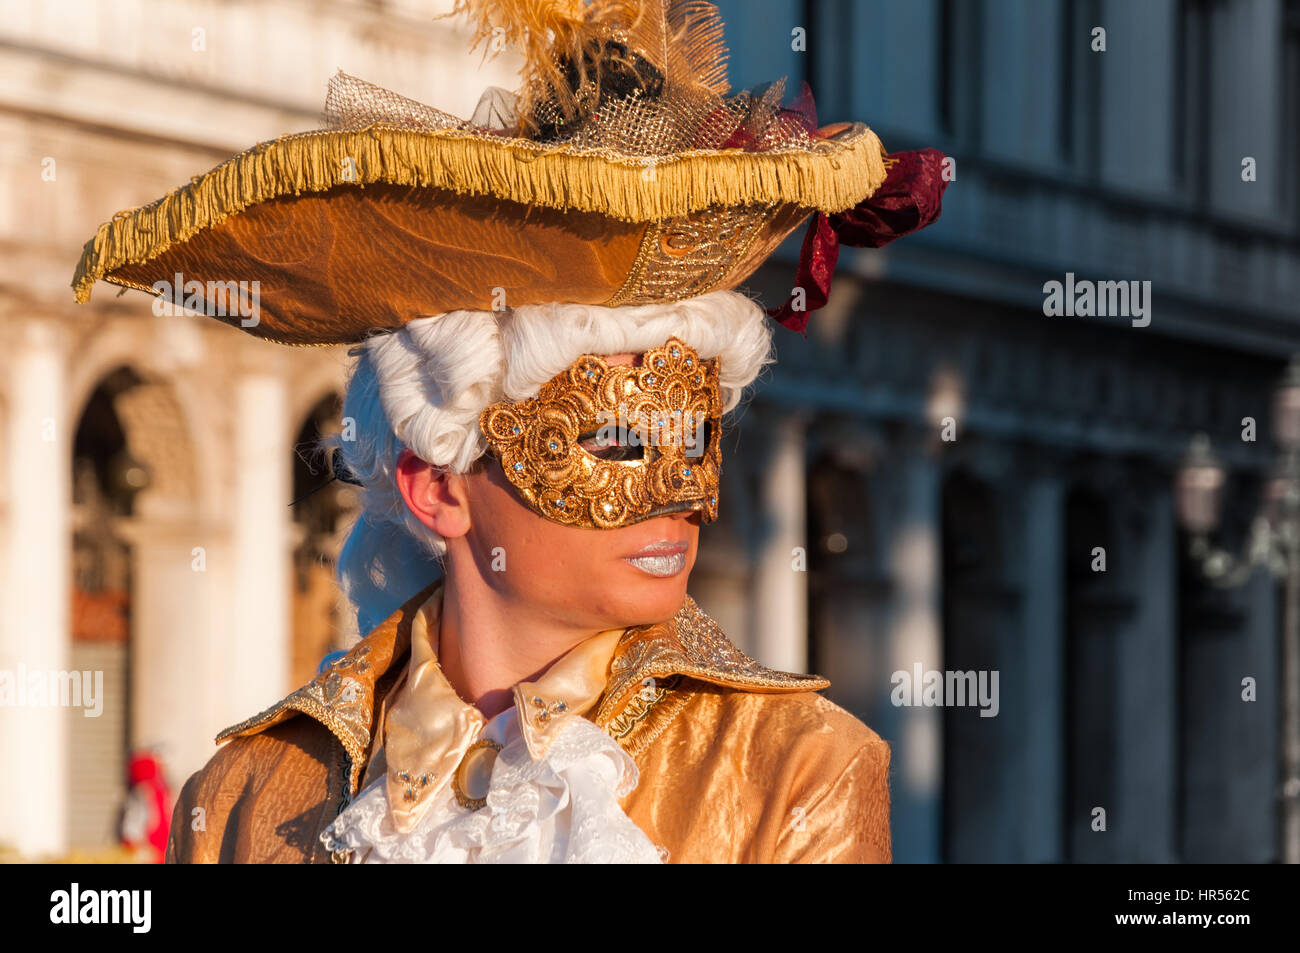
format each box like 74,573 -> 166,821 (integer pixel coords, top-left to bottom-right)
71,122 -> 886,303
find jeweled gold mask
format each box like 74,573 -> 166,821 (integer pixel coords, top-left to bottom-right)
479,337 -> 721,529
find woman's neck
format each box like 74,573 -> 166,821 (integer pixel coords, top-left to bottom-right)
434,561 -> 601,720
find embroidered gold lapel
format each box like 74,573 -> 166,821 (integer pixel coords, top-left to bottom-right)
216,583 -> 827,796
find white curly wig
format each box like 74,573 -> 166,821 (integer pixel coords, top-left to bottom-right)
331,289 -> 775,633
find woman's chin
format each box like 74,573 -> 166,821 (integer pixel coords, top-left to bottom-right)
597,568 -> 692,626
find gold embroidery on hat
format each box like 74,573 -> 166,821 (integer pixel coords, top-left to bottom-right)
605,204 -> 773,307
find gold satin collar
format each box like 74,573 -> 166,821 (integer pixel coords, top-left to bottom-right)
382,582 -> 625,833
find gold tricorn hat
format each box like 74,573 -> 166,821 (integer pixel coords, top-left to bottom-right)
71,0 -> 896,346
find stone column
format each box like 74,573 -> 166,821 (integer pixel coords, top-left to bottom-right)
1114,477 -> 1178,862
1231,560 -> 1279,861
115,518 -> 217,785
880,441 -> 943,863
225,362 -> 292,726
1178,485 -> 1278,862
1014,471 -> 1066,862
0,320 -> 70,857
752,413 -> 809,674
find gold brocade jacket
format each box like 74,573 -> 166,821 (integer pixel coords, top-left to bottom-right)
166,583 -> 892,864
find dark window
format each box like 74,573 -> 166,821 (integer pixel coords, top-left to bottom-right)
1063,487 -> 1129,862
1060,0 -> 1102,174
937,0 -> 984,146
1283,1 -> 1300,228
806,0 -> 854,121
1175,0 -> 1216,202
941,470 -> 1014,861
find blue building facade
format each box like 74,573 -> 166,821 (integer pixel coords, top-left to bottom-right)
695,0 -> 1299,862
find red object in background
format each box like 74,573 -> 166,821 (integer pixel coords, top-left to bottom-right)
767,148 -> 950,333
71,587 -> 129,643
121,751 -> 171,863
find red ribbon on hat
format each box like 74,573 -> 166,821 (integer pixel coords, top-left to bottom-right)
766,147 -> 950,333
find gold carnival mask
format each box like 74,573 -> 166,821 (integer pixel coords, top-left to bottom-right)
479,338 -> 722,529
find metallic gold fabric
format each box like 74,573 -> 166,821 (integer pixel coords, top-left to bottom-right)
618,688 -> 891,862
93,185 -> 649,347
480,337 -> 721,527
174,581 -> 891,864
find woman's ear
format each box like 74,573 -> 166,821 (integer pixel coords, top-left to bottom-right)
394,449 -> 473,540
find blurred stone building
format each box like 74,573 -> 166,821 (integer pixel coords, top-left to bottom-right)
703,0 -> 1300,862
1,0 -> 1295,864
0,0 -> 516,858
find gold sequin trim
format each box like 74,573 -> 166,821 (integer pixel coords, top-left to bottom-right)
216,643 -> 375,794
603,674 -> 680,739
594,595 -> 829,727
73,122 -> 888,308
613,686 -> 695,760
605,204 -> 775,307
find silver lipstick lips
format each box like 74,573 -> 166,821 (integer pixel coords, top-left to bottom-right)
624,551 -> 687,577
623,541 -> 688,577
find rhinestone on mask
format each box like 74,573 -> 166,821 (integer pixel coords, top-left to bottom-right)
478,337 -> 722,530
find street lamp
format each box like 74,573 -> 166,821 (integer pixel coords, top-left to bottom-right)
1175,356 -> 1300,864
1174,434 -> 1225,538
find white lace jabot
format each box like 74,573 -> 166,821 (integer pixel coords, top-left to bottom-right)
319,584 -> 665,864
